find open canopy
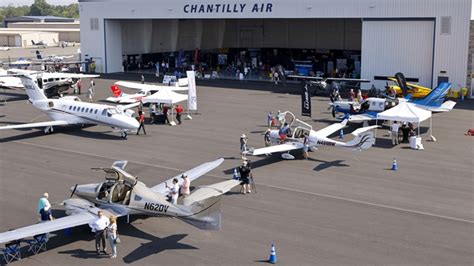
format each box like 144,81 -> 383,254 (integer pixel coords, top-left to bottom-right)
377,101 -> 431,123
142,89 -> 188,104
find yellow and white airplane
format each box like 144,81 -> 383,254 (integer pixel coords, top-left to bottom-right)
386,73 -> 431,99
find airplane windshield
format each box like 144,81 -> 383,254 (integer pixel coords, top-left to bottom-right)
106,108 -> 120,116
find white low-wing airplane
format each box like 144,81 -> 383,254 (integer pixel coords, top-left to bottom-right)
0,158 -> 240,245
248,111 -> 378,160
0,74 -> 139,138
105,81 -> 188,104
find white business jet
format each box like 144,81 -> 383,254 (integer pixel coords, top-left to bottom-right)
0,158 -> 240,247
0,75 -> 139,138
106,80 -> 188,104
248,111 -> 378,159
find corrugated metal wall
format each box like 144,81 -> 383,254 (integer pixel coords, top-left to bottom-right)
361,20 -> 434,89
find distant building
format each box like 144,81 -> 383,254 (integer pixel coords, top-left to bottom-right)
3,16 -> 75,28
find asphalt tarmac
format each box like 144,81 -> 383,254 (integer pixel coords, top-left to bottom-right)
0,76 -> 473,265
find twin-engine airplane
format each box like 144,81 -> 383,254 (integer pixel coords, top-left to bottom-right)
1,69 -> 100,98
0,74 -> 138,138
106,81 -> 188,104
247,111 -> 377,160
0,158 -> 240,246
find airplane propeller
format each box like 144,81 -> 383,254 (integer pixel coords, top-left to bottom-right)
70,184 -> 78,198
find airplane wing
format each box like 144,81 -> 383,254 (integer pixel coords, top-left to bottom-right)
346,114 -> 377,123
0,120 -> 72,130
325,78 -> 371,83
105,96 -> 138,104
0,212 -> 95,244
250,141 -> 304,156
315,119 -> 348,137
415,100 -> 456,112
351,125 -> 380,136
115,81 -> 188,92
150,158 -> 224,194
183,179 -> 240,206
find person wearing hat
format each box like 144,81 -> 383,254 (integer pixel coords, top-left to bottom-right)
240,133 -> 248,159
180,173 -> 190,198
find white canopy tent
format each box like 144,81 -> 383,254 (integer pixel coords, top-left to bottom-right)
142,90 -> 188,125
142,89 -> 188,104
376,101 -> 433,141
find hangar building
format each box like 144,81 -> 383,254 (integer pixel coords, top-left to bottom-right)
79,0 -> 471,93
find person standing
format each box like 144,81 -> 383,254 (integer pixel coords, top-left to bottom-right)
76,79 -> 82,95
37,193 -> 51,215
180,174 -> 190,198
349,89 -> 355,101
391,121 -> 400,146
106,216 -> 118,259
240,133 -> 248,159
149,104 -> 156,124
136,111 -> 146,135
37,193 -> 52,221
239,160 -> 252,194
267,111 -> 273,128
175,104 -> 183,125
165,179 -> 180,204
87,82 -> 95,102
356,89 -> 363,103
302,134 -> 310,159
141,74 -> 145,84
89,211 -> 110,255
163,105 -> 170,124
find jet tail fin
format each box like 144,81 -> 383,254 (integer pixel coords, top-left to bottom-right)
111,85 -> 123,97
19,75 -> 47,102
413,82 -> 452,107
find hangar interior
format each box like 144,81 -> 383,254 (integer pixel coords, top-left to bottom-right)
114,19 -> 362,77
103,18 -> 439,89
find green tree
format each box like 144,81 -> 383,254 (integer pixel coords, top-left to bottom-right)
29,0 -> 52,16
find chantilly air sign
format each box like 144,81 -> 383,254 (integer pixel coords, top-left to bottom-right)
183,3 -> 273,14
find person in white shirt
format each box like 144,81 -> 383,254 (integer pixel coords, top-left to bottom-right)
391,121 -> 400,145
166,178 -> 180,204
89,211 -> 110,255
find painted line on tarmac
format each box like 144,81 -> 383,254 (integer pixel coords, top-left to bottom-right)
10,140 -> 474,225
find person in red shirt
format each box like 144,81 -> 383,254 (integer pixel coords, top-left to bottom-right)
163,105 -> 170,124
175,104 -> 183,125
136,110 -> 146,135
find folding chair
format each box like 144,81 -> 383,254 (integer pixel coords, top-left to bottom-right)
239,174 -> 257,194
26,234 -> 48,255
1,240 -> 21,264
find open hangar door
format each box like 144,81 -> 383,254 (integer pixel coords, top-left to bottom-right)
361,19 -> 435,90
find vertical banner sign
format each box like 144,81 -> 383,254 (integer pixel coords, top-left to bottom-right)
301,82 -> 312,117
187,70 -> 197,111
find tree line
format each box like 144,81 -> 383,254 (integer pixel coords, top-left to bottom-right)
0,0 -> 79,22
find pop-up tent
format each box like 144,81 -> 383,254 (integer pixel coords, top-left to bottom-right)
142,90 -> 188,126
376,101 -> 433,138
142,89 -> 188,104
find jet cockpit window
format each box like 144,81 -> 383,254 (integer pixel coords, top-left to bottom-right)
106,108 -> 119,117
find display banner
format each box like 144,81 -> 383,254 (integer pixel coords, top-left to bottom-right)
301,82 -> 312,117
187,70 -> 197,111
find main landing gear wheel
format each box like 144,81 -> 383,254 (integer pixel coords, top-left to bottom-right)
121,132 -> 128,139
